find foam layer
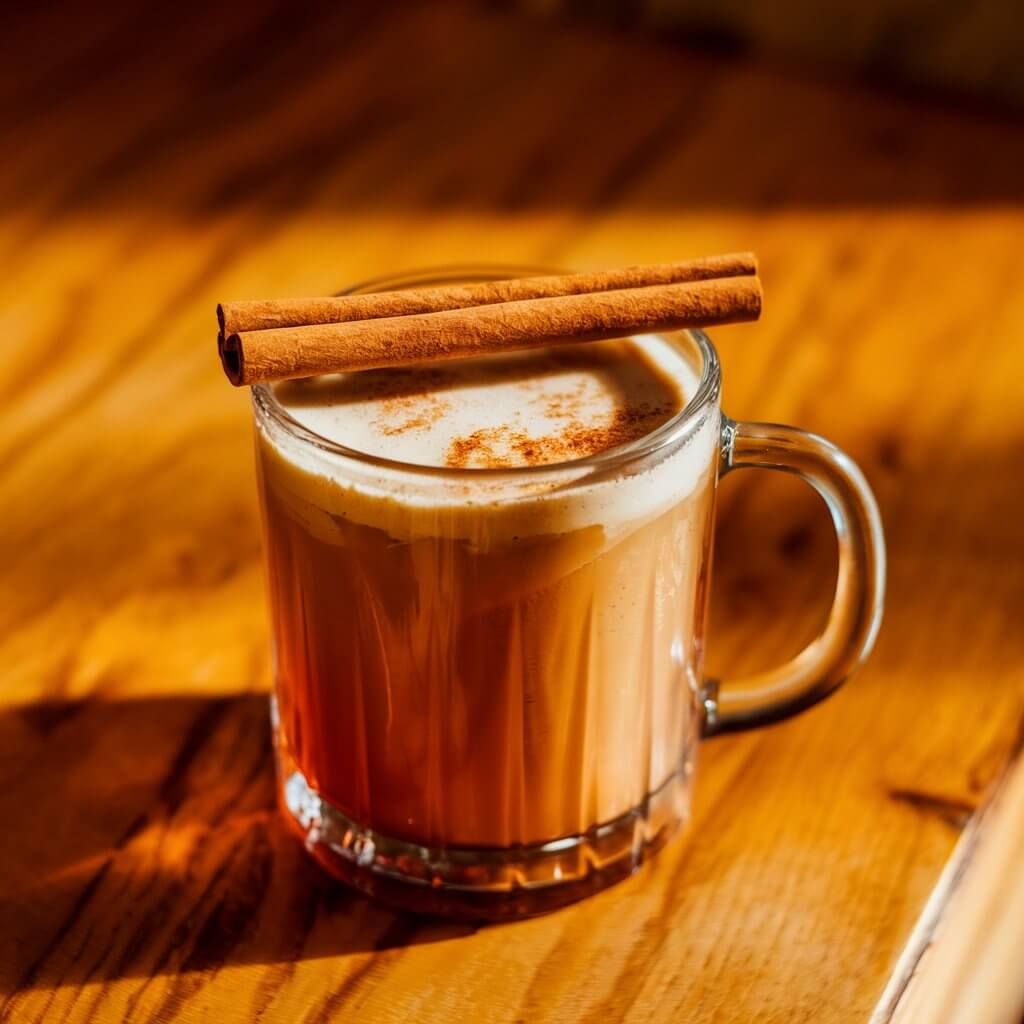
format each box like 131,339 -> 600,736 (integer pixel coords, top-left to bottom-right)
257,334 -> 718,544
272,339 -> 685,469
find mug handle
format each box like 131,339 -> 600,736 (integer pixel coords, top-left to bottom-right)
701,418 -> 886,735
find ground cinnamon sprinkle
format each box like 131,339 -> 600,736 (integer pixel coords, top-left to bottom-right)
445,428 -> 510,468
444,402 -> 676,468
537,382 -> 588,421
376,393 -> 451,436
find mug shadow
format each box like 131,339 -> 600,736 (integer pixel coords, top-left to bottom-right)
0,693 -> 476,996
4,430 -> 1022,998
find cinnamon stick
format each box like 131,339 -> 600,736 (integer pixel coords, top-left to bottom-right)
217,253 -> 756,334
220,275 -> 761,386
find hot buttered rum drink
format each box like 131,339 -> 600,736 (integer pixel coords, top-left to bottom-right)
254,334 -> 718,903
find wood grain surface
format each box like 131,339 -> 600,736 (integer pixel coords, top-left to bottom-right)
2,3 -> 1023,1022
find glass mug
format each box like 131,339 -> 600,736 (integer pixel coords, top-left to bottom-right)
251,268 -> 885,919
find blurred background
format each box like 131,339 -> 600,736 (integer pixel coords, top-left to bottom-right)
525,0 -> 1024,107
2,2 -> 1024,1021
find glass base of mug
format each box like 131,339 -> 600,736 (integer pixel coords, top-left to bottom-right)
277,748 -> 692,920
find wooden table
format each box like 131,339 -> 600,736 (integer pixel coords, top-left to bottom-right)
2,4 -> 1023,1021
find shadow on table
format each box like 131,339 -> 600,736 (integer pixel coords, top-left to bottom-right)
3,428 -> 1023,999
0,693 -> 474,997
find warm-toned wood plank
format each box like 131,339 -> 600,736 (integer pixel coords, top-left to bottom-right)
1,3 -> 1023,1022
874,725 -> 1024,1024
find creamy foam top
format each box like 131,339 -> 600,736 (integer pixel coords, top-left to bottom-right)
260,334 -> 717,544
271,339 -> 686,469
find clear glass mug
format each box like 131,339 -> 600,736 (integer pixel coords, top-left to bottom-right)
251,268 -> 885,919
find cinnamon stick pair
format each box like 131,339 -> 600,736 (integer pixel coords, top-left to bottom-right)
218,254 -> 761,386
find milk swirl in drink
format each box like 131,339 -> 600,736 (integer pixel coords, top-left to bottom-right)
255,335 -> 717,849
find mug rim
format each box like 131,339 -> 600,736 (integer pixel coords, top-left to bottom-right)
251,264 -> 723,482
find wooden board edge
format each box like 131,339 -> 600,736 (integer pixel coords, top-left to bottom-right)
870,718 -> 1024,1024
